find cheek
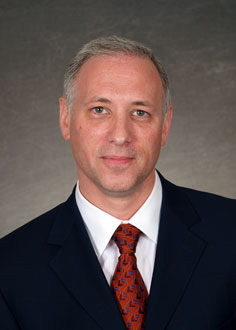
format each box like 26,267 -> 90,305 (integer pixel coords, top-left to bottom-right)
71,121 -> 88,142
70,123 -> 84,156
142,129 -> 162,149
71,122 -> 103,155
141,131 -> 162,162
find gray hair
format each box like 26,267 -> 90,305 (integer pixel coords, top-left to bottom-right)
63,36 -> 171,114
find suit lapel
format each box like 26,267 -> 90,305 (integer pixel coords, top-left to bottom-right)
145,176 -> 207,330
48,190 -> 126,330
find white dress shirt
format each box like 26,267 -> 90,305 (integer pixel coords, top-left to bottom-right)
75,171 -> 162,293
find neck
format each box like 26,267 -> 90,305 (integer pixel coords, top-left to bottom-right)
78,172 -> 156,220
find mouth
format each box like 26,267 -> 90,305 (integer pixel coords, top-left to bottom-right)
101,155 -> 135,166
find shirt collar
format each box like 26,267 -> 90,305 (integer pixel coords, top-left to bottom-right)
75,171 -> 162,258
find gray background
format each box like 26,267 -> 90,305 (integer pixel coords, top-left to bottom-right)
1,0 -> 235,238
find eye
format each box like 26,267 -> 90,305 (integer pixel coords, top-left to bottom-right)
92,106 -> 107,114
133,110 -> 148,117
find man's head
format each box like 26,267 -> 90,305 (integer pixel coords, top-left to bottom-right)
59,36 -> 172,203
63,36 -> 171,116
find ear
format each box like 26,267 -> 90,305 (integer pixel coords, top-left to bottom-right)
161,104 -> 172,147
59,97 -> 70,141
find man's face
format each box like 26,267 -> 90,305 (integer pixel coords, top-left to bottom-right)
60,54 -> 172,197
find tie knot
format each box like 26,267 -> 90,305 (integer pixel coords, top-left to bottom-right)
112,224 -> 141,255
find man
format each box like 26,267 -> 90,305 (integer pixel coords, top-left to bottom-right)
0,36 -> 235,330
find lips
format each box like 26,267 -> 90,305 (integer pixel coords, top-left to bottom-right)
101,155 -> 135,166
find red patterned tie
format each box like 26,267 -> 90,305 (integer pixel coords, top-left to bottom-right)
111,224 -> 148,330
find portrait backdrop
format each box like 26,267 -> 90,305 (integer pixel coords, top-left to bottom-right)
0,0 -> 235,237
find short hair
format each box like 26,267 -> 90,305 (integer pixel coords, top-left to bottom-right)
63,36 -> 171,114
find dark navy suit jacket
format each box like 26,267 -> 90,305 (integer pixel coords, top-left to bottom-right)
0,174 -> 236,330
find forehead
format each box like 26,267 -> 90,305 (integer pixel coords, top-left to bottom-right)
73,54 -> 164,104
77,54 -> 162,85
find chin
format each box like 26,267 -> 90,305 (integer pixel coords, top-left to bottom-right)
96,176 -> 144,197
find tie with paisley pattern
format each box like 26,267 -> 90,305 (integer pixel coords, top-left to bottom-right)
111,224 -> 148,330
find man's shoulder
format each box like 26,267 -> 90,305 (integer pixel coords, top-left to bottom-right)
0,200 -> 68,263
161,174 -> 236,217
180,184 -> 236,217
178,184 -> 236,242
160,174 -> 236,242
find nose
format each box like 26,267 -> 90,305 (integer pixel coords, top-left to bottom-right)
108,114 -> 131,146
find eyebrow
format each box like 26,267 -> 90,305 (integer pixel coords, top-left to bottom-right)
84,97 -> 112,105
131,100 -> 152,107
84,97 -> 152,107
